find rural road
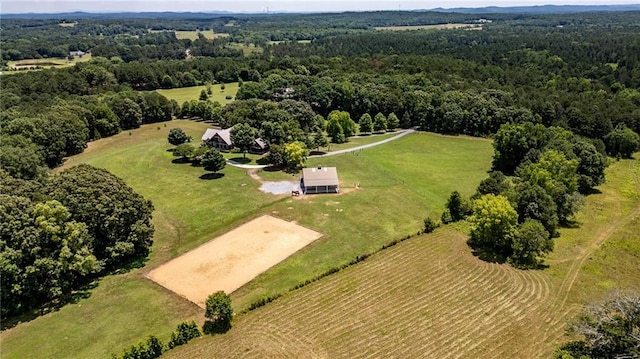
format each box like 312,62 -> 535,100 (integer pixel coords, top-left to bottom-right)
226,129 -> 415,169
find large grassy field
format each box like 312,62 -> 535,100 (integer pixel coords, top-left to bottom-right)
375,23 -> 483,31
0,122 -> 493,358
168,156 -> 640,358
4,54 -> 92,74
156,82 -> 239,105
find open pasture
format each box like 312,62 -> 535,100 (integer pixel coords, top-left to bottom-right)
167,156 -> 640,359
1,125 -> 495,358
375,23 -> 482,31
156,82 -> 239,105
147,215 -> 323,307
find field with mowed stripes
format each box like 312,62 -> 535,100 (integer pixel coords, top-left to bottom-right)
166,156 -> 640,359
167,228 -> 561,358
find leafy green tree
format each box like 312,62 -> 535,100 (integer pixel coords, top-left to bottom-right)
108,96 -> 143,130
204,291 -> 233,334
168,128 -> 191,146
231,123 -> 258,158
199,89 -> 209,101
47,164 -> 154,269
604,124 -> 640,158
443,191 -> 468,222
283,141 -> 309,170
387,112 -> 400,130
556,291 -> 640,358
475,171 -> 509,197
313,131 -> 329,151
173,143 -> 195,161
0,134 -> 45,180
373,112 -> 387,132
326,116 -> 345,143
0,197 -> 101,317
510,181 -> 559,236
510,219 -> 552,268
201,149 -> 226,173
492,122 -> 549,174
328,110 -> 356,137
263,144 -> 286,168
469,194 -> 519,255
572,137 -> 608,192
359,113 -> 373,134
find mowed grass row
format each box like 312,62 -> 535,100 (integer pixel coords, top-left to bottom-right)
0,123 -> 493,358
166,157 -> 640,359
156,82 -> 239,106
167,228 -> 557,358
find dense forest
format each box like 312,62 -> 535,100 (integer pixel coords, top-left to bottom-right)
2,10 -> 640,321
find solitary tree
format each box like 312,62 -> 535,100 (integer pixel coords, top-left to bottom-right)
374,112 -> 387,132
359,113 -> 373,134
199,89 -> 209,101
231,123 -> 258,158
201,149 -> 226,173
173,143 -> 195,161
204,291 -> 233,334
168,128 -> 191,145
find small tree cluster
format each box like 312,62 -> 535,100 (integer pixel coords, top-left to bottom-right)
204,291 -> 233,334
441,191 -> 471,224
469,194 -> 553,268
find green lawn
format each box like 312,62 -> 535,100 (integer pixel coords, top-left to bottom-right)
156,83 -> 239,106
0,125 -> 494,358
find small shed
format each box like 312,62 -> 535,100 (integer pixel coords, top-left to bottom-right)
301,166 -> 339,194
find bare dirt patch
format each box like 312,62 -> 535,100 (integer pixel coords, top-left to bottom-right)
146,215 -> 323,307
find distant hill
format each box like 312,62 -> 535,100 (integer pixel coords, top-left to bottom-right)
430,4 -> 640,14
2,5 -> 640,19
0,11 -> 236,19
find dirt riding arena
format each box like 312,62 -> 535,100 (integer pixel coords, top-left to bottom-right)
146,215 -> 323,307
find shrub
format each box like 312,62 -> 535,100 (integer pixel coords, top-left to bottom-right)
423,217 -> 440,233
168,321 -> 201,349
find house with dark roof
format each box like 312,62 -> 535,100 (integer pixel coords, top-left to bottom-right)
201,127 -> 268,153
301,166 -> 339,194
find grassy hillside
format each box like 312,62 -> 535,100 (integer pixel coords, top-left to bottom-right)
166,156 -> 640,359
0,123 -> 494,358
156,82 -> 239,106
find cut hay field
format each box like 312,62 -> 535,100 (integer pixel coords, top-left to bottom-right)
0,123 -> 494,358
166,156 -> 640,359
156,82 -> 239,105
375,23 -> 482,31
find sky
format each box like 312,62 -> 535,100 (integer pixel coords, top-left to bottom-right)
1,0 -> 637,14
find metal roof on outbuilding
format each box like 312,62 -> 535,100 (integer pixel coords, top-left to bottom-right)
302,167 -> 339,187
